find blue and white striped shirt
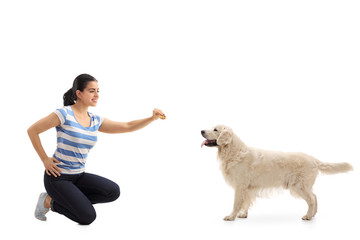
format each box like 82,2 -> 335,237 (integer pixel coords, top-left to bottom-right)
53,106 -> 104,174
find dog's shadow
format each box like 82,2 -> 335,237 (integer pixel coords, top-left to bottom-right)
223,213 -> 317,226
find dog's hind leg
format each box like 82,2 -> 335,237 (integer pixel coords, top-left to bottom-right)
289,171 -> 318,220
291,186 -> 317,220
301,191 -> 317,220
312,193 -> 318,217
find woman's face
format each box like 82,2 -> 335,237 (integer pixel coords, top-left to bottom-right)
76,81 -> 99,107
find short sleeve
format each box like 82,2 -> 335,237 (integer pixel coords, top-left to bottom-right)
88,111 -> 104,130
54,107 -> 67,126
99,117 -> 104,127
97,115 -> 104,128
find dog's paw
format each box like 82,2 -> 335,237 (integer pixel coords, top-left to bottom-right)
223,215 -> 236,221
302,215 -> 313,221
237,212 -> 248,218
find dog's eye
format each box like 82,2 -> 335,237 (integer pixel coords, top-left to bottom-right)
214,128 -> 218,132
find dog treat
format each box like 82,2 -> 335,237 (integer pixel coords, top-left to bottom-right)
159,114 -> 166,120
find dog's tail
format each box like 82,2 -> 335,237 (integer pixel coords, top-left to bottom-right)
317,161 -> 353,174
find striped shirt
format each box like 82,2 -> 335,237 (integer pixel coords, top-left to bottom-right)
53,106 -> 104,174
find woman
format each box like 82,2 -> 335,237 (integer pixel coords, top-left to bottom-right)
28,74 -> 165,225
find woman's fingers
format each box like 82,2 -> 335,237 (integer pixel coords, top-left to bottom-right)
52,159 -> 62,173
50,164 -> 61,177
46,168 -> 58,178
45,157 -> 62,177
49,168 -> 61,177
54,165 -> 62,173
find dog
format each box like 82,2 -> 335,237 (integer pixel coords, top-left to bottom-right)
201,125 -> 353,221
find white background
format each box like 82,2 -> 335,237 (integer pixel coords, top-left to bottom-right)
1,0 -> 359,239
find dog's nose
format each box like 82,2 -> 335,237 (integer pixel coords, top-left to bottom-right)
201,130 -> 205,135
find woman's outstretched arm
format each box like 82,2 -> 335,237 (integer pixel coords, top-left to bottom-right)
99,108 -> 165,134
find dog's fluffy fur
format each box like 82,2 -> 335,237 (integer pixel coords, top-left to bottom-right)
201,125 -> 353,221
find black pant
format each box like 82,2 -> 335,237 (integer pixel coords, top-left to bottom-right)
44,172 -> 120,225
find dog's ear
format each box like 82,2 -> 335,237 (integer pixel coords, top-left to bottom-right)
217,128 -> 232,146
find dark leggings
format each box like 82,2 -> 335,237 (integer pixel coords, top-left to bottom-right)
44,172 -> 120,225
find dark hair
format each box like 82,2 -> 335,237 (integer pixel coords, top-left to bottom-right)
63,74 -> 97,106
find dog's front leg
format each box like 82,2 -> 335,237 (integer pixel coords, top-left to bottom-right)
224,187 -> 244,221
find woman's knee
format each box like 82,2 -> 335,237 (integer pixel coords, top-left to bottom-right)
109,183 -> 120,202
78,208 -> 97,225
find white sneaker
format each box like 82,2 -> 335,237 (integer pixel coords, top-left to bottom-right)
34,192 -> 50,221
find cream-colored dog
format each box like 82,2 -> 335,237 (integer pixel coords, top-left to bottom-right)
201,125 -> 353,221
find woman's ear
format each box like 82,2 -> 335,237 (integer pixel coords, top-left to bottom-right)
217,128 -> 232,146
76,90 -> 81,99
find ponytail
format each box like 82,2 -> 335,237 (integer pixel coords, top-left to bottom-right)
62,73 -> 97,106
63,88 -> 76,106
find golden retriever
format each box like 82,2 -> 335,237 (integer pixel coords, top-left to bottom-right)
201,125 -> 353,221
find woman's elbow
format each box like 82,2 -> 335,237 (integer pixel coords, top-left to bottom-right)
27,125 -> 39,137
27,126 -> 34,137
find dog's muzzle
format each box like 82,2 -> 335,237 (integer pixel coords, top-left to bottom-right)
201,130 -> 218,148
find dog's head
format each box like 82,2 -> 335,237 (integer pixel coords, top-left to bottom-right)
201,125 -> 233,148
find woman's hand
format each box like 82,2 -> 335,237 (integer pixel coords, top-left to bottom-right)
152,108 -> 166,120
43,157 -> 62,177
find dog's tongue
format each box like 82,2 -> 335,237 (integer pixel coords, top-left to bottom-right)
201,140 -> 208,148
